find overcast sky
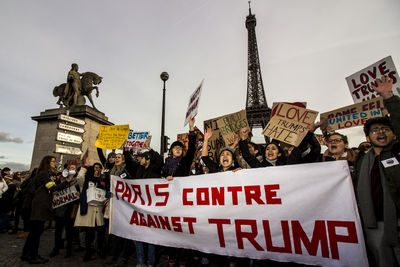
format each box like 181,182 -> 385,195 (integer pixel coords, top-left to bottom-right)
1,0 -> 399,171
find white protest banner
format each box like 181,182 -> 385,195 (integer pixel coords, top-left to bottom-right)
52,184 -> 79,209
346,56 -> 400,103
263,103 -> 318,147
125,131 -> 150,150
320,97 -> 384,130
184,81 -> 203,126
110,161 -> 368,266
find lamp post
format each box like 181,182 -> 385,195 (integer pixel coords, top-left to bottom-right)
160,72 -> 169,157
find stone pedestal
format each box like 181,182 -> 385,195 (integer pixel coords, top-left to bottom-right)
31,105 -> 113,169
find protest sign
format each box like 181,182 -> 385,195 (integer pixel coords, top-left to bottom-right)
110,161 -> 368,266
125,131 -> 150,150
204,116 -> 226,162
177,127 -> 204,150
263,103 -> 318,147
52,184 -> 79,209
184,81 -> 203,126
95,125 -> 130,149
346,56 -> 400,103
320,97 -> 384,130
216,110 -> 249,146
271,102 -> 306,116
314,134 -> 326,146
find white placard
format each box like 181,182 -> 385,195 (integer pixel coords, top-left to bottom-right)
184,80 -> 203,126
55,144 -> 82,155
59,114 -> 86,125
110,161 -> 368,267
58,123 -> 85,133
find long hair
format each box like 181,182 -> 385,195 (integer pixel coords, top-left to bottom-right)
38,155 -> 55,173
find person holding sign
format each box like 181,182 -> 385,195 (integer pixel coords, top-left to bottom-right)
201,127 -> 240,173
49,164 -> 80,258
21,156 -> 74,264
162,117 -> 196,180
74,157 -> 110,262
354,76 -> 400,267
238,127 -> 286,168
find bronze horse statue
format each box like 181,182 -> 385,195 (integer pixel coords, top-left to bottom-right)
53,72 -> 102,109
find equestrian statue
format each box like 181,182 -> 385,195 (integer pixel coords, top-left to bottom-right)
53,63 -> 103,110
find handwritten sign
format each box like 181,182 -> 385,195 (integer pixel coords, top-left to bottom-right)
320,98 -> 384,130
346,56 -> 400,103
263,103 -> 318,147
204,116 -> 226,162
125,131 -> 150,150
216,110 -> 249,145
184,81 -> 203,126
314,134 -> 326,146
95,125 -> 130,149
52,185 -> 79,209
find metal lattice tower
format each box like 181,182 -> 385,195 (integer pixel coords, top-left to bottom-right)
245,2 -> 271,131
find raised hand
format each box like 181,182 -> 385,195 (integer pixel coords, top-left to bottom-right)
144,138 -> 151,150
372,76 -> 394,100
239,127 -> 250,140
189,117 -> 195,131
204,127 -> 213,140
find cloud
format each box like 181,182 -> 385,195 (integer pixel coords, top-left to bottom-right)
0,132 -> 23,144
0,156 -> 5,159
0,162 -> 30,172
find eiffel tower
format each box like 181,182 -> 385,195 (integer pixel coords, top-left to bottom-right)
245,2 -> 271,133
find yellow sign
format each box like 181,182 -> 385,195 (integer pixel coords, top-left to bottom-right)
95,125 -> 130,149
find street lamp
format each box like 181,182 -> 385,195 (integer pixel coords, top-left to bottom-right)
160,72 -> 169,157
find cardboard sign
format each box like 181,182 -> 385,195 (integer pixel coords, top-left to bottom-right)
125,131 -> 150,150
216,110 -> 249,146
314,134 -> 326,146
95,125 -> 130,149
52,185 -> 79,209
177,127 -> 204,150
271,102 -> 307,117
263,103 -> 318,147
110,161 -> 369,266
204,116 -> 226,162
346,56 -> 400,103
320,97 -> 384,130
184,81 -> 203,126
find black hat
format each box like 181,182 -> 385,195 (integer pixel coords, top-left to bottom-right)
137,151 -> 151,160
169,141 -> 184,152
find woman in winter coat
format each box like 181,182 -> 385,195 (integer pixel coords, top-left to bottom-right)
162,117 -> 196,180
21,155 -> 73,264
201,127 -> 240,173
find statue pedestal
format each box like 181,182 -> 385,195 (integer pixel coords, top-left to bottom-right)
31,105 -> 113,169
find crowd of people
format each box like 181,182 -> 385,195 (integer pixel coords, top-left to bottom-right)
0,76 -> 399,267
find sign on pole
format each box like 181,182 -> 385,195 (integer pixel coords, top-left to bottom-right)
59,114 -> 86,125
57,132 -> 83,144
320,97 -> 384,130
55,144 -> 82,155
184,80 -> 203,126
263,103 -> 318,147
95,125 -> 130,149
58,123 -> 85,133
346,55 -> 400,103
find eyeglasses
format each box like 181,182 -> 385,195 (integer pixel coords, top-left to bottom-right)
370,127 -> 392,134
173,147 -> 183,151
328,138 -> 343,144
50,160 -> 56,163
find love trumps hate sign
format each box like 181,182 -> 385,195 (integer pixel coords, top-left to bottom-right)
263,103 -> 318,147
109,161 -> 368,267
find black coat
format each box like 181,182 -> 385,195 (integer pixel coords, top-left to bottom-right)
30,170 -> 70,221
162,131 -> 196,177
123,149 -> 163,179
